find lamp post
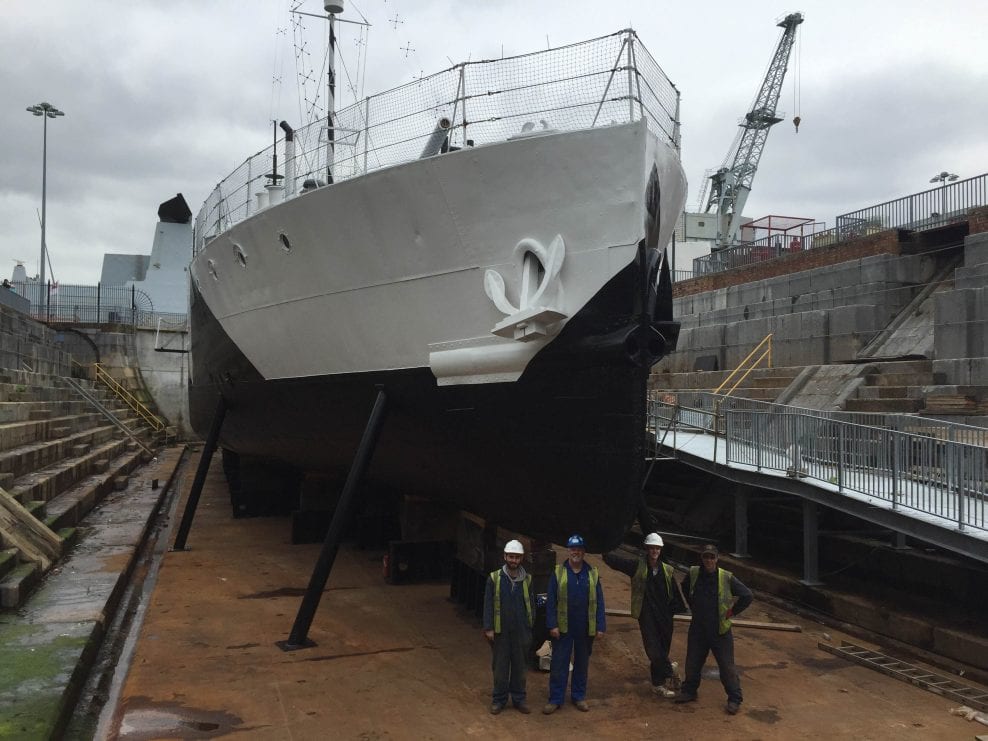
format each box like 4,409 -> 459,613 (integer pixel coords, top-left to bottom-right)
26,101 -> 64,315
929,170 -> 958,219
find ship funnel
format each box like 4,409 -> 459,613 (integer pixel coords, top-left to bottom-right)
325,0 -> 344,13
280,121 -> 296,197
420,117 -> 452,158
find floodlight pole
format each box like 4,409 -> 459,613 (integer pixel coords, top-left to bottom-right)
26,101 -> 64,315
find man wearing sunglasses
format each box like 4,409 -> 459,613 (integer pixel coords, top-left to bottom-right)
675,544 -> 752,715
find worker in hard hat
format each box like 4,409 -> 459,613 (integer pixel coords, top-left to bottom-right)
543,534 -> 606,714
675,544 -> 753,715
603,532 -> 685,697
483,539 -> 535,715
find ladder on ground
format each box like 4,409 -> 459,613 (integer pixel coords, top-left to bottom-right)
819,640 -> 988,712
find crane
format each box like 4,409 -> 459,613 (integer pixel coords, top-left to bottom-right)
703,11 -> 804,251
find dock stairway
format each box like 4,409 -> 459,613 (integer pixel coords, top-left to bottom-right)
0,367 -> 157,609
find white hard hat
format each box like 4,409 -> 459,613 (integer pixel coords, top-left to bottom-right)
504,539 -> 525,554
644,533 -> 664,547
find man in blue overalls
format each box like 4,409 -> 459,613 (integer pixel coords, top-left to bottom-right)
543,534 -> 606,714
483,539 -> 535,714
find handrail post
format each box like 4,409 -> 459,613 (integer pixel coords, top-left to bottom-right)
891,430 -> 899,510
837,423 -> 845,494
755,411 -> 762,471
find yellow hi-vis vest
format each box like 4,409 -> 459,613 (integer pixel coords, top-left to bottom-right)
490,569 -> 533,633
554,563 -> 599,635
630,559 -> 674,619
688,566 -> 734,635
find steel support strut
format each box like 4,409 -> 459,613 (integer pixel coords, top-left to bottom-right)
279,388 -> 389,650
173,396 -> 227,551
731,486 -> 751,558
800,499 -> 822,586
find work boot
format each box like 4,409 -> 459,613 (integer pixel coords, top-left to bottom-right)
674,692 -> 697,704
489,703 -> 504,715
651,684 -> 676,698
542,703 -> 559,715
726,701 -> 740,715
514,702 -> 531,714
573,699 -> 590,712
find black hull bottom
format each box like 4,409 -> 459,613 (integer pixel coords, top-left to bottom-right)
189,246 -> 670,550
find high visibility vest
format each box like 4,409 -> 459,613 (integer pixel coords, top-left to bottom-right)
554,564 -> 599,635
490,570 -> 533,633
688,566 -> 734,635
630,559 -> 674,619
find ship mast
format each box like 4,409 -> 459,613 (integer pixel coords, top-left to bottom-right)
325,1 -> 342,184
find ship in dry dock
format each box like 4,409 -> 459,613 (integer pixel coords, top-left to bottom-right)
188,29 -> 687,549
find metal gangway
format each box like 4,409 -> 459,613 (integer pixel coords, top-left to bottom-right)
648,391 -> 988,579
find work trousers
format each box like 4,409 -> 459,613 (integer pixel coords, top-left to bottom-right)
548,632 -> 595,705
681,628 -> 742,704
491,630 -> 530,706
639,614 -> 675,686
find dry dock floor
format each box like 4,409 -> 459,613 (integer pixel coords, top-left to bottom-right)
109,453 -> 979,739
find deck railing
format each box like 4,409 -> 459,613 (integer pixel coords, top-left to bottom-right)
195,29 -> 681,254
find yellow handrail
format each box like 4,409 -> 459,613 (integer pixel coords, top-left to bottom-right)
93,363 -> 165,433
713,333 -> 773,398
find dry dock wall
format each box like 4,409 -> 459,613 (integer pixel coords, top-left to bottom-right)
661,221 -> 988,394
660,251 -> 939,373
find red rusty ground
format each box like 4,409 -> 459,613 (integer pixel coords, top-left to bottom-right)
109,455 -> 979,739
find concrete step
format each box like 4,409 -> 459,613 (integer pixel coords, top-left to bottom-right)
856,385 -> 924,400
0,561 -> 41,608
844,398 -> 924,413
0,400 -> 96,424
43,448 -> 144,531
0,424 -> 118,480
8,436 -> 131,504
23,499 -> 47,520
0,548 -> 18,581
866,373 -> 939,387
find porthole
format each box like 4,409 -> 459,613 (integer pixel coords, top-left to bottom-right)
207,259 -> 218,281
233,243 -> 247,268
279,232 -> 292,252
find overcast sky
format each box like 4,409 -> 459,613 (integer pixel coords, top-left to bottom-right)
3,0 -> 987,285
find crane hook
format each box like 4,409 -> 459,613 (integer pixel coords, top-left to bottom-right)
793,115 -> 801,133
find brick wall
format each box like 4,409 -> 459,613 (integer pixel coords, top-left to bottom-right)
969,205 -> 988,236
674,229 -> 905,299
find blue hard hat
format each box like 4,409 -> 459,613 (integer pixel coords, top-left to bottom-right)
566,534 -> 586,549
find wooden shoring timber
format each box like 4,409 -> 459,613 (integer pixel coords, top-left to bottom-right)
819,640 -> 988,713
605,608 -> 801,632
0,488 -> 61,571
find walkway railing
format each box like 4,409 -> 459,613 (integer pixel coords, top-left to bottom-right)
690,172 -> 988,277
5,280 -> 186,330
649,392 -> 988,532
93,363 -> 166,433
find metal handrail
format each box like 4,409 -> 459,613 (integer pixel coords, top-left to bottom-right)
93,363 -> 165,433
648,395 -> 988,532
713,334 -> 773,397
689,172 -> 987,278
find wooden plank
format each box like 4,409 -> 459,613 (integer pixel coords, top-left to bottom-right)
605,609 -> 801,632
0,487 -> 60,571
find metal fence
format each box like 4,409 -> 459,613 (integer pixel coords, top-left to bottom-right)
6,281 -> 187,330
649,393 -> 988,532
195,29 -> 681,253
690,173 -> 988,277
